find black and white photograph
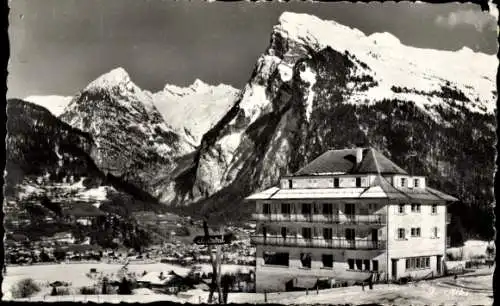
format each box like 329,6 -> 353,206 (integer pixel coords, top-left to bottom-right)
3,0 -> 497,304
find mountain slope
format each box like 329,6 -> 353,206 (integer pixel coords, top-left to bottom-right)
173,12 -> 496,239
153,79 -> 240,145
59,68 -> 194,201
5,99 -> 165,247
24,95 -> 73,116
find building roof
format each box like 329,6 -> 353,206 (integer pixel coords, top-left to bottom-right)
294,148 -> 407,176
137,271 -> 174,285
245,175 -> 457,202
245,148 -> 458,202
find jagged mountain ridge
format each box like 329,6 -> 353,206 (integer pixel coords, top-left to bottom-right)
153,79 -> 240,145
171,12 -> 496,239
25,74 -> 240,147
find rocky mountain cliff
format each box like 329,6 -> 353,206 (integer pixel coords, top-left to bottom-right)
171,13 -> 496,239
59,68 -> 196,202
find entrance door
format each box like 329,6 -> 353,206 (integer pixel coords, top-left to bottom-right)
391,259 -> 398,280
437,255 -> 442,274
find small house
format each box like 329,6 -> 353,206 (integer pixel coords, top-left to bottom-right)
137,271 -> 185,294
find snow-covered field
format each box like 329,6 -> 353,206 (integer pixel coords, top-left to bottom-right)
3,263 -> 493,305
1,262 -> 191,300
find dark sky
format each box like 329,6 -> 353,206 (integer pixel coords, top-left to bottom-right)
8,0 -> 498,98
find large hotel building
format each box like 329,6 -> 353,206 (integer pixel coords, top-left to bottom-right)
246,148 -> 456,292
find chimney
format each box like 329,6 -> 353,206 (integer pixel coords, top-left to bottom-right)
356,148 -> 363,165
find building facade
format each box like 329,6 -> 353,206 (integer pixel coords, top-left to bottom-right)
246,148 -> 456,292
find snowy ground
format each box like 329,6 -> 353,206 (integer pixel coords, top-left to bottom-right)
3,264 -> 493,305
1,262 -> 191,300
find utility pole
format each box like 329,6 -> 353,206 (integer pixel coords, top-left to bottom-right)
197,219 -> 231,304
204,219 -> 218,304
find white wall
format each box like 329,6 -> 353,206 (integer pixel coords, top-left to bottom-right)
386,202 -> 446,279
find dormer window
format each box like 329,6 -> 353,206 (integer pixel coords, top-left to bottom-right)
334,177 -> 340,188
401,177 -> 407,188
355,177 -> 362,187
288,179 -> 293,189
414,178 -> 420,188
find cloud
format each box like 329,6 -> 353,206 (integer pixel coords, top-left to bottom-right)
435,8 -> 497,32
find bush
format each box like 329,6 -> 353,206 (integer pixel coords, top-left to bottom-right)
118,277 -> 132,295
11,278 -> 41,299
80,286 -> 97,295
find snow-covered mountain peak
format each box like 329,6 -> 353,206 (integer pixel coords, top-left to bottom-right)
269,11 -> 497,115
153,80 -> 239,145
191,78 -> 209,90
23,95 -> 73,117
369,32 -> 401,46
85,67 -> 135,91
275,12 -> 366,50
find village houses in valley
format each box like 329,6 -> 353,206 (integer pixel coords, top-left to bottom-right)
246,147 -> 457,292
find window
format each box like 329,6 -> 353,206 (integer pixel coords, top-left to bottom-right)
322,255 -> 333,268
334,177 -> 339,188
300,253 -> 312,268
263,203 -> 271,215
431,204 -> 438,214
323,203 -> 333,215
355,259 -> 363,270
302,227 -> 312,239
372,260 -> 379,271
432,226 -> 439,238
281,203 -> 291,214
414,178 -> 420,188
345,228 -> 355,241
345,203 -> 355,215
363,260 -> 371,271
356,177 -> 362,187
348,259 -> 355,270
264,252 -> 289,266
288,180 -> 293,189
281,227 -> 287,239
405,256 -> 430,270
411,227 -> 421,237
323,228 -> 333,240
401,177 -> 407,187
398,204 -> 405,214
302,203 -> 312,215
411,203 -> 421,212
397,228 -> 406,240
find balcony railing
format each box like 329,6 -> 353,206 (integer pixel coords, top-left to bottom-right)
446,213 -> 451,224
252,213 -> 386,225
250,235 -> 386,250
